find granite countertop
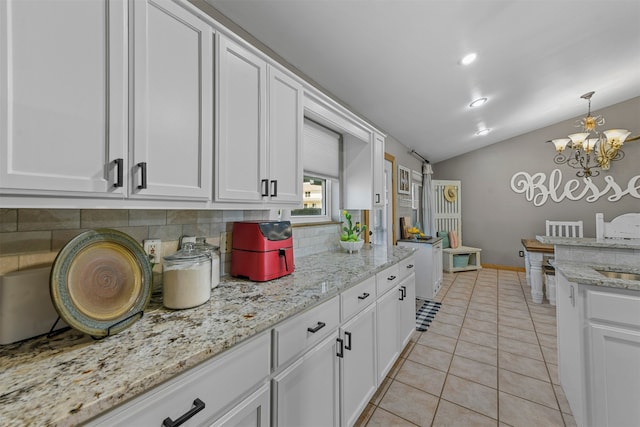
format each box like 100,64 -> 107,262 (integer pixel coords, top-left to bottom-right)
537,235 -> 640,250
0,245 -> 414,426
552,261 -> 640,292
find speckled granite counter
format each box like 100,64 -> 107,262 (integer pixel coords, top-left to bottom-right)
0,245 -> 413,426
537,235 -> 640,250
552,261 -> 640,291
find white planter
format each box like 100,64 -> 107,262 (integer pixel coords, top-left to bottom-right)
339,240 -> 364,253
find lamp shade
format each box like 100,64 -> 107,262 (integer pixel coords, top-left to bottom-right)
551,138 -> 571,152
568,133 -> 589,148
603,129 -> 631,147
584,138 -> 599,153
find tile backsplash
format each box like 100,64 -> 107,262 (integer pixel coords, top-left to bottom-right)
0,208 -> 341,277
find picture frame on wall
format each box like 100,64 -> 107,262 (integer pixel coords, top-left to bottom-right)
398,165 -> 410,194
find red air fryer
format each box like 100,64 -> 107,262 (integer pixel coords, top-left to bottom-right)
231,221 -> 294,281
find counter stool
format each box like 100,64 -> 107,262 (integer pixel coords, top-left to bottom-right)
543,263 -> 556,306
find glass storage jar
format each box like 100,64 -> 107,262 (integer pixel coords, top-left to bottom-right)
162,242 -> 211,309
194,237 -> 220,289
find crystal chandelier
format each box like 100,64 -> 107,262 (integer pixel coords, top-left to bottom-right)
547,91 -> 637,178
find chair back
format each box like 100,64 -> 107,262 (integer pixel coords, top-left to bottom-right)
596,213 -> 640,239
545,220 -> 584,238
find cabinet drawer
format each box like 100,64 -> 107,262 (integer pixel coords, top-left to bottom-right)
88,332 -> 270,426
376,264 -> 400,296
398,255 -> 416,281
341,275 -> 376,321
273,295 -> 340,369
586,288 -> 640,326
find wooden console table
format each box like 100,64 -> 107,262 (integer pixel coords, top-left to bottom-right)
521,238 -> 554,303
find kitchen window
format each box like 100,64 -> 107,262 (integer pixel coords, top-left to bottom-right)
291,119 -> 341,224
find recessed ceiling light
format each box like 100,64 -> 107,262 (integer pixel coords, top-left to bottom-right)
476,128 -> 491,136
469,97 -> 488,108
460,53 -> 477,66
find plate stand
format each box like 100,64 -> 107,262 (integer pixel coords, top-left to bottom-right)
47,310 -> 144,340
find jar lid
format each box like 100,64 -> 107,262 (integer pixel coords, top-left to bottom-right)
163,242 -> 209,262
195,237 -> 219,252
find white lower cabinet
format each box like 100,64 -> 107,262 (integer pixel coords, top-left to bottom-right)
557,272 -> 640,427
376,284 -> 401,381
87,332 -> 271,427
399,273 -> 417,349
272,331 -> 340,427
339,303 -> 377,427
209,383 -> 270,427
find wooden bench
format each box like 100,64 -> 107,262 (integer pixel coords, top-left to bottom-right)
443,245 -> 482,273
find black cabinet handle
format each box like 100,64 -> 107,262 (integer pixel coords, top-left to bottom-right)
406,264 -> 414,269
375,193 -> 380,203
336,338 -> 344,358
137,162 -> 147,189
401,285 -> 407,298
162,398 -> 205,427
113,158 -> 123,188
307,321 -> 326,333
261,179 -> 269,196
357,292 -> 370,300
387,275 -> 396,281
399,287 -> 404,301
271,180 -> 278,197
345,331 -> 352,350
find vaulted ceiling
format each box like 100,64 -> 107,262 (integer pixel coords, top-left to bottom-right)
204,0 -> 640,163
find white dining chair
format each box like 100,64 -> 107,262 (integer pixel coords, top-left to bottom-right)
545,220 -> 584,238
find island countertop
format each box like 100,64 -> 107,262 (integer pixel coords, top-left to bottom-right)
552,261 -> 640,292
0,245 -> 414,426
536,235 -> 640,250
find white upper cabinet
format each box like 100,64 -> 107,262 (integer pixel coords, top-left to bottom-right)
267,66 -> 303,203
216,35 -> 302,205
372,133 -> 385,207
130,0 -> 213,200
0,0 -> 127,196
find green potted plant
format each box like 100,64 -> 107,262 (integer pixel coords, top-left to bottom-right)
340,210 -> 367,253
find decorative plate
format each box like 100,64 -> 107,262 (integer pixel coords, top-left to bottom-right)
50,229 -> 152,337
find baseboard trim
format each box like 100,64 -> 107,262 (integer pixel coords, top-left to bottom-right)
482,264 -> 526,272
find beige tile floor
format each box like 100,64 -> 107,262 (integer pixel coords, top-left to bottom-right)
356,268 -> 575,427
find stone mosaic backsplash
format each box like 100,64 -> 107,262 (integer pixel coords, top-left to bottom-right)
0,208 -> 342,277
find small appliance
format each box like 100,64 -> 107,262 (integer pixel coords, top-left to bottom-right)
231,221 -> 294,281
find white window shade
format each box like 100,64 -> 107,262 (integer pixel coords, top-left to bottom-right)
303,119 -> 340,178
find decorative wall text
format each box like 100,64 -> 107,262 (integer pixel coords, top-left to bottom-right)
510,169 -> 640,206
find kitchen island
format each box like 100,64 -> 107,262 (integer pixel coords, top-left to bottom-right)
537,235 -> 640,427
0,245 -> 414,426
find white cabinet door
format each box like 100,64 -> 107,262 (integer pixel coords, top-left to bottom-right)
376,286 -> 401,382
210,383 -> 270,427
131,0 -> 213,200
340,303 -> 377,427
555,273 -> 586,426
273,332 -> 340,427
372,133 -> 385,207
216,35 -> 266,202
267,66 -> 303,203
432,241 -> 443,297
0,0 -> 126,195
399,273 -> 416,349
588,323 -> 640,427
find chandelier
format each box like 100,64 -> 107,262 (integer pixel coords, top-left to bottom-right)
547,91 -> 637,178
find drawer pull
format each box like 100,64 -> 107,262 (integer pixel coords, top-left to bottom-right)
345,331 -> 352,350
406,264 -> 414,269
357,292 -> 370,300
162,398 -> 205,427
398,287 -> 404,301
336,338 -> 344,358
387,275 -> 396,281
307,321 -> 326,333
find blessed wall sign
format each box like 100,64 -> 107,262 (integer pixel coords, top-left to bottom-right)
510,169 -> 640,206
